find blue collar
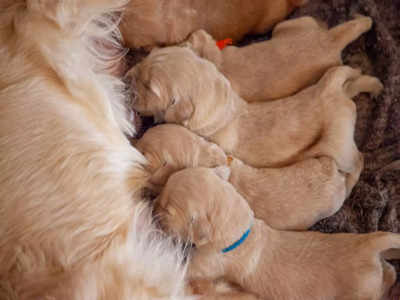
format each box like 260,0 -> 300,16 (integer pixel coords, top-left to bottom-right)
221,226 -> 252,253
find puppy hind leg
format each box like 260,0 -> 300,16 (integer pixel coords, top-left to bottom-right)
344,151 -> 364,197
344,75 -> 384,98
380,260 -> 397,299
329,16 -> 373,50
319,66 -> 362,94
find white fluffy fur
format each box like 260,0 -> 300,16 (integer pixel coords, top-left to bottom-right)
0,1 -> 187,299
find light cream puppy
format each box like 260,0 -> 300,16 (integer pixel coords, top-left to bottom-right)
0,1 -> 187,299
136,124 -> 347,230
129,52 -> 382,186
181,15 -> 373,102
120,0 -> 308,49
229,157 -> 347,230
134,124 -> 227,187
158,168 -> 400,300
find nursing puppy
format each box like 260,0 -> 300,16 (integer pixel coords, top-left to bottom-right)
136,124 -> 347,230
129,50 -> 382,183
120,0 -> 308,49
181,15 -> 373,102
0,1 -> 187,299
134,124 -> 227,187
158,168 -> 400,300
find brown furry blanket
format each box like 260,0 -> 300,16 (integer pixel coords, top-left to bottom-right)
128,0 -> 400,296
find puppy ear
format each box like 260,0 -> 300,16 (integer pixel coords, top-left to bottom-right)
164,99 -> 194,124
212,166 -> 231,181
192,216 -> 213,247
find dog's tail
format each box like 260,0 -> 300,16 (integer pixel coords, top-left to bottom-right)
329,15 -> 373,50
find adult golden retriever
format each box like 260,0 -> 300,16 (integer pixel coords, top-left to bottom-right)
0,1 -> 188,299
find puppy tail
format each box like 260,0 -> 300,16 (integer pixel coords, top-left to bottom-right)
329,15 -> 373,50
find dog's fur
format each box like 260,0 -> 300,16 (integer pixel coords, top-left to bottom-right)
181,15 -> 373,102
228,157 -> 347,230
158,167 -> 400,300
120,0 -> 307,49
135,124 -> 348,230
134,124 -> 227,187
0,1 -> 187,299
129,50 -> 382,187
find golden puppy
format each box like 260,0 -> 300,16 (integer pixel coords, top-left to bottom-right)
136,124 -> 348,230
181,15 -> 373,102
134,124 -> 227,187
120,0 -> 308,49
129,50 -> 382,183
0,1 -> 187,299
158,168 -> 400,300
229,157 -> 347,230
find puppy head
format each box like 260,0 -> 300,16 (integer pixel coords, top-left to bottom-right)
128,47 -> 243,136
157,167 -> 253,248
136,125 -> 228,188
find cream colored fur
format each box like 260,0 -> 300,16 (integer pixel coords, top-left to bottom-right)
129,50 -> 382,188
120,0 -> 308,49
181,15 -> 373,102
158,168 -> 400,300
135,124 -> 348,230
134,124 -> 227,187
0,1 -> 187,299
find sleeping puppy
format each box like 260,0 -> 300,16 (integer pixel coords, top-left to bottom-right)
136,124 -> 348,230
120,0 -> 308,49
228,157 -> 347,230
181,15 -> 373,102
129,50 -> 382,183
134,124 -> 227,187
158,167 -> 400,300
0,1 -> 187,299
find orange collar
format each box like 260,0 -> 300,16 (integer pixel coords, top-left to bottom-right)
216,38 -> 233,50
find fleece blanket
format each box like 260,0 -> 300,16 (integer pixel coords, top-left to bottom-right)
127,0 -> 400,296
